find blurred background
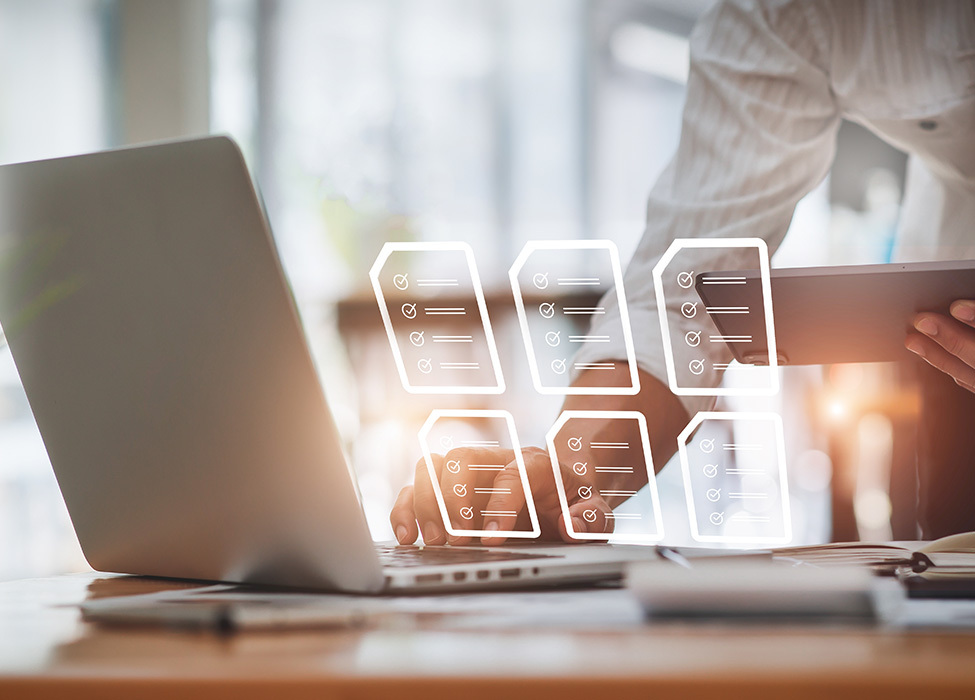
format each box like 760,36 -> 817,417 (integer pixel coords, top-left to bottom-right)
0,0 -> 916,581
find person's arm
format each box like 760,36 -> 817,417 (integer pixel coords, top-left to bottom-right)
389,366 -> 688,546
390,0 -> 841,545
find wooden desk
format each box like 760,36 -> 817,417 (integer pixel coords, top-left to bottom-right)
3,573 -> 975,699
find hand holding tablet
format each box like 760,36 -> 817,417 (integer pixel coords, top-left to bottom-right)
907,299 -> 975,392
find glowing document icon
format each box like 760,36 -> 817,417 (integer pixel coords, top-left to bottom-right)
370,243 -> 504,394
545,411 -> 664,543
509,241 -> 639,395
677,412 -> 791,545
418,410 -> 540,540
652,238 -> 779,396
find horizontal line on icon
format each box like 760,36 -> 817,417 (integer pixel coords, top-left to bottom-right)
729,493 -> 769,499
594,466 -> 633,473
474,488 -> 511,495
590,442 -> 629,449
439,363 -> 480,370
705,306 -> 749,314
574,362 -> 615,370
416,279 -> 459,287
480,511 -> 517,517
701,278 -> 746,285
569,335 -> 611,343
605,513 -> 642,520
563,307 -> 605,315
557,277 -> 601,286
424,307 -> 466,315
468,464 -> 505,471
432,335 -> 473,343
710,335 -> 752,342
723,444 -> 762,451
725,468 -> 765,475
711,362 -> 751,372
730,514 -> 771,522
599,490 -> 638,497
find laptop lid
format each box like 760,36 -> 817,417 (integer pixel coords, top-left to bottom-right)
0,136 -> 384,592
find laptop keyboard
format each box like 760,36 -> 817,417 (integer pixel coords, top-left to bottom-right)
376,544 -> 557,568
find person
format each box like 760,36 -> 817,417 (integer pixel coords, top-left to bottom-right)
390,0 -> 975,546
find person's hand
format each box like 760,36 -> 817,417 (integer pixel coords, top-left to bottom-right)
906,300 -> 975,392
389,446 -> 615,546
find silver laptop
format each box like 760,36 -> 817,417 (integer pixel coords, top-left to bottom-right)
0,136 -> 652,593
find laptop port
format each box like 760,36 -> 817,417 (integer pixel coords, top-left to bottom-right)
476,570 -> 491,580
452,571 -> 467,582
415,573 -> 443,584
499,568 -> 520,579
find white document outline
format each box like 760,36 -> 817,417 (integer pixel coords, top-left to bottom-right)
677,411 -> 792,545
369,242 -> 505,394
652,238 -> 779,396
545,410 -> 664,543
419,409 -> 541,539
509,240 -> 640,395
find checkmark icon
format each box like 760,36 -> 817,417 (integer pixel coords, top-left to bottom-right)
680,301 -> 698,319
393,273 -> 409,290
685,330 -> 701,347
532,272 -> 549,289
689,359 -> 706,376
706,488 -> 721,502
677,271 -> 694,289
402,303 -> 417,319
578,485 -> 593,500
460,506 -> 474,520
703,464 -> 718,478
409,330 -> 425,346
700,438 -> 715,454
453,484 -> 468,498
545,330 -> 561,347
551,358 -> 567,375
417,358 -> 433,374
539,302 -> 555,319
572,462 -> 587,476
446,460 -> 461,474
567,437 -> 583,452
439,436 -> 453,450
582,509 -> 598,523
709,511 -> 724,525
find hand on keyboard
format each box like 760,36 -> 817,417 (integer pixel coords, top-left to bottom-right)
389,446 -> 614,546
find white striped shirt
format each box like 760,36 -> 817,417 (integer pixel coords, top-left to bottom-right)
575,0 -> 975,415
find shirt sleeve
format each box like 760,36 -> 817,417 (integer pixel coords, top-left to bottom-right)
572,0 -> 840,417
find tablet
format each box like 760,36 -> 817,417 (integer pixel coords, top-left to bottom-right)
695,260 -> 975,366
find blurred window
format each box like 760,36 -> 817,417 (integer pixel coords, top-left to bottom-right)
211,0 -> 699,299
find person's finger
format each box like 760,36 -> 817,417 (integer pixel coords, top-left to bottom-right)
439,448 -> 474,543
518,447 -> 571,541
479,456 -> 530,545
475,446 -> 577,544
413,455 -> 448,545
441,448 -> 512,545
513,446 -> 622,543
912,313 -> 975,369
950,300 -> 975,329
562,477 -> 615,541
906,332 -> 975,392
389,484 -> 419,544
558,454 -> 620,540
